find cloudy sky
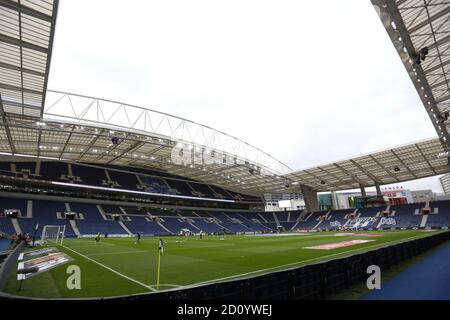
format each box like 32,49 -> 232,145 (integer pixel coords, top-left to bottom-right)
47,0 -> 443,193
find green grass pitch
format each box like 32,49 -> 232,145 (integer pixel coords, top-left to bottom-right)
3,230 -> 442,299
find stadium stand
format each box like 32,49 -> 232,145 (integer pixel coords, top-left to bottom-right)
276,212 -> 289,222
0,162 -> 11,173
71,164 -> 107,186
0,197 -> 27,217
208,212 -> 250,233
0,159 -> 262,202
69,202 -> 125,235
101,204 -> 125,215
162,217 -> 195,233
289,211 -> 301,222
0,217 -> 15,235
296,211 -> 327,230
107,170 -> 140,190
39,161 -> 68,181
190,218 -> 224,234
387,203 -> 424,229
187,182 -> 215,198
14,162 -> 36,176
139,175 -> 176,195
18,200 -> 75,238
358,206 -> 383,217
164,179 -> 194,197
427,201 -> 450,228
319,209 -> 354,230
121,206 -> 148,215
5,161 -> 258,201
123,216 -> 169,236
2,195 -> 450,238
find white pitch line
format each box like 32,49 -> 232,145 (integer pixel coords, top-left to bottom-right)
176,232 -> 436,289
61,244 -> 156,292
149,284 -> 181,289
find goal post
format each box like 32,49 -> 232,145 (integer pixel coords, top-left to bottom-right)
41,225 -> 66,245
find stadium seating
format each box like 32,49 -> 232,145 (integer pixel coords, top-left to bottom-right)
121,206 -> 148,215
14,162 -> 36,175
358,206 -> 383,217
18,200 -> 76,238
2,195 -> 450,238
190,218 -> 225,234
208,185 -> 231,199
40,161 -> 68,181
388,203 -> 424,229
235,213 -> 268,231
123,216 -> 169,236
258,212 -> 276,223
107,170 -> 140,190
0,162 -> 11,173
319,209 -> 354,230
296,211 -> 327,230
0,217 -> 15,235
280,222 -> 296,231
70,202 -> 126,235
187,182 -> 216,198
139,175 -> 176,195
2,160 -> 260,201
164,179 -> 194,196
0,197 -> 27,216
289,211 -> 301,222
277,212 -> 289,222
71,164 -> 107,186
101,204 -> 125,215
208,212 -> 251,233
427,201 -> 450,228
194,211 -> 212,218
161,217 -> 196,233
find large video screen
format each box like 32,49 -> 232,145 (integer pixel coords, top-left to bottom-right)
278,200 -> 292,208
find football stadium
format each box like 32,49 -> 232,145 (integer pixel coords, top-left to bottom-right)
0,0 -> 450,304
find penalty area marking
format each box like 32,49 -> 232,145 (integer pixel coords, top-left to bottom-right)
61,244 -> 156,292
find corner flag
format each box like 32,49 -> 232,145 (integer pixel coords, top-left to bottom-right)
156,238 -> 164,290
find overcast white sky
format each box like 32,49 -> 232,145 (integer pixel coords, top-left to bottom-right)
47,0 -> 444,193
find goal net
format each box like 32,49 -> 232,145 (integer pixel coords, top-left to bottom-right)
41,225 -> 66,245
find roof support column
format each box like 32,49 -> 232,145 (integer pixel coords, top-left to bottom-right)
360,184 -> 367,197
331,191 -> 338,210
375,182 -> 382,196
300,185 -> 319,212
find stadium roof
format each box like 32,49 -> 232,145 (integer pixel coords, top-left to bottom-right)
0,91 -> 294,195
371,0 -> 450,147
0,0 -> 58,118
285,138 -> 450,192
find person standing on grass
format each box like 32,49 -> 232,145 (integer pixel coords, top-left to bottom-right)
95,232 -> 100,243
135,232 -> 141,244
